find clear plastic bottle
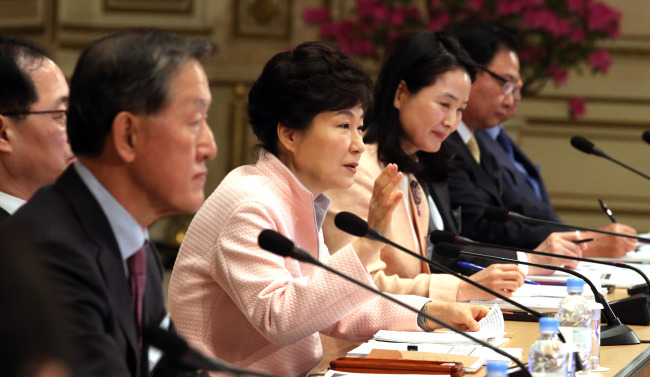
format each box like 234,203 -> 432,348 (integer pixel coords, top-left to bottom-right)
528,317 -> 569,377
486,360 -> 509,377
556,278 -> 593,374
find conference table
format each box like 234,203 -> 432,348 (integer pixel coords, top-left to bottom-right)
311,289 -> 650,377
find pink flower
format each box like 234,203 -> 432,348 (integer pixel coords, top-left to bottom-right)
303,8 -> 330,24
569,97 -> 586,120
427,13 -> 450,31
390,8 -> 406,26
357,0 -> 379,18
570,29 -> 586,43
587,2 -> 621,34
547,65 -> 568,85
568,0 -> 587,13
588,49 -> 612,72
373,4 -> 389,21
522,9 -> 571,37
405,6 -> 420,18
469,0 -> 484,12
497,1 -> 522,16
352,39 -> 375,56
319,22 -> 338,39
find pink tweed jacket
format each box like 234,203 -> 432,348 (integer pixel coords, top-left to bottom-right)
168,151 -> 427,377
323,144 -> 461,301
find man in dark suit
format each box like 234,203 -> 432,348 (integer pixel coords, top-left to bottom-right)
0,29 -> 217,377
0,36 -> 75,220
443,19 -> 637,258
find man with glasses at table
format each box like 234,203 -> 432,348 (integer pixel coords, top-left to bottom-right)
0,36 -> 75,221
442,19 -> 637,258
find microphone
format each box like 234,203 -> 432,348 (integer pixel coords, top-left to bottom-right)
483,207 -> 650,243
334,212 -> 546,317
333,212 -> 585,374
570,135 -> 650,181
643,130 -> 650,145
143,327 -> 279,377
435,243 -> 640,346
429,229 -> 650,325
257,229 -> 532,377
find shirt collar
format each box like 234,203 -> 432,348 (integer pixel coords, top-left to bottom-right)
74,162 -> 147,261
0,191 -> 26,215
313,193 -> 331,233
484,124 -> 503,140
456,121 -> 473,144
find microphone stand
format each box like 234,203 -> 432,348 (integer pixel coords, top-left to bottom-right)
571,136 -> 650,181
447,245 -> 640,346
430,230 -> 650,325
487,208 -> 650,243
257,230 -> 532,377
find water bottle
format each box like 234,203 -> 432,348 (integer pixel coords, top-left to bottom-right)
556,278 -> 593,373
486,360 -> 509,377
528,317 -> 569,377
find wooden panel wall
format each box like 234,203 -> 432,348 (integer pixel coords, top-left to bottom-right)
1,0 -> 647,241
510,0 -> 650,232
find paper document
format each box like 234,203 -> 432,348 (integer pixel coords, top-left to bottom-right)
373,304 -> 504,345
324,371 -> 449,377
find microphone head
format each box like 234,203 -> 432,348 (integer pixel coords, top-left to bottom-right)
334,211 -> 369,238
643,130 -> 650,145
143,326 -> 188,360
571,136 -> 607,157
570,136 -> 595,154
258,230 -> 294,257
435,242 -> 462,258
429,230 -> 458,245
483,207 -> 510,223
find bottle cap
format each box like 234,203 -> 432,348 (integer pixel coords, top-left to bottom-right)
566,278 -> 584,292
539,317 -> 559,333
487,360 -> 508,374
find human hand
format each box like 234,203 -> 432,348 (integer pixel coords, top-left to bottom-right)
455,264 -> 525,301
366,163 -> 403,236
425,301 -> 489,332
583,224 -> 638,257
351,163 -> 403,265
527,231 -> 584,275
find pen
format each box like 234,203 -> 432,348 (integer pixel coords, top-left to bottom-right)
573,238 -> 594,244
598,198 -> 617,223
456,261 -> 539,285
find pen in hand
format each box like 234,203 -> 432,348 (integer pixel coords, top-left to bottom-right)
598,198 -> 617,223
456,261 -> 539,285
573,238 -> 594,244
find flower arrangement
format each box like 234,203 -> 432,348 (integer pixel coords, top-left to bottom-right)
303,0 -> 621,119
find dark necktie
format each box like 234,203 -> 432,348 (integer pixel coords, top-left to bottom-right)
495,129 -> 542,199
127,243 -> 147,351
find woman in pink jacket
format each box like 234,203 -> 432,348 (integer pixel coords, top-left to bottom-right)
168,41 -> 488,376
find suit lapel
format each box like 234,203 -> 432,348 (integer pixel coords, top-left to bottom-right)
448,132 -> 503,203
56,167 -> 139,364
406,175 -> 430,272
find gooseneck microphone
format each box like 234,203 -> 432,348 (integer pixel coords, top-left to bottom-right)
643,130 -> 650,145
334,211 -> 545,317
429,229 -> 650,325
429,229 -> 650,294
484,207 -> 650,243
334,212 -> 588,373
435,243 -> 639,346
257,229 -> 531,377
143,327 -> 279,377
570,135 -> 650,181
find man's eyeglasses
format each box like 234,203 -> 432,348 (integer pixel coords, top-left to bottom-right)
481,68 -> 519,96
1,109 -> 67,118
